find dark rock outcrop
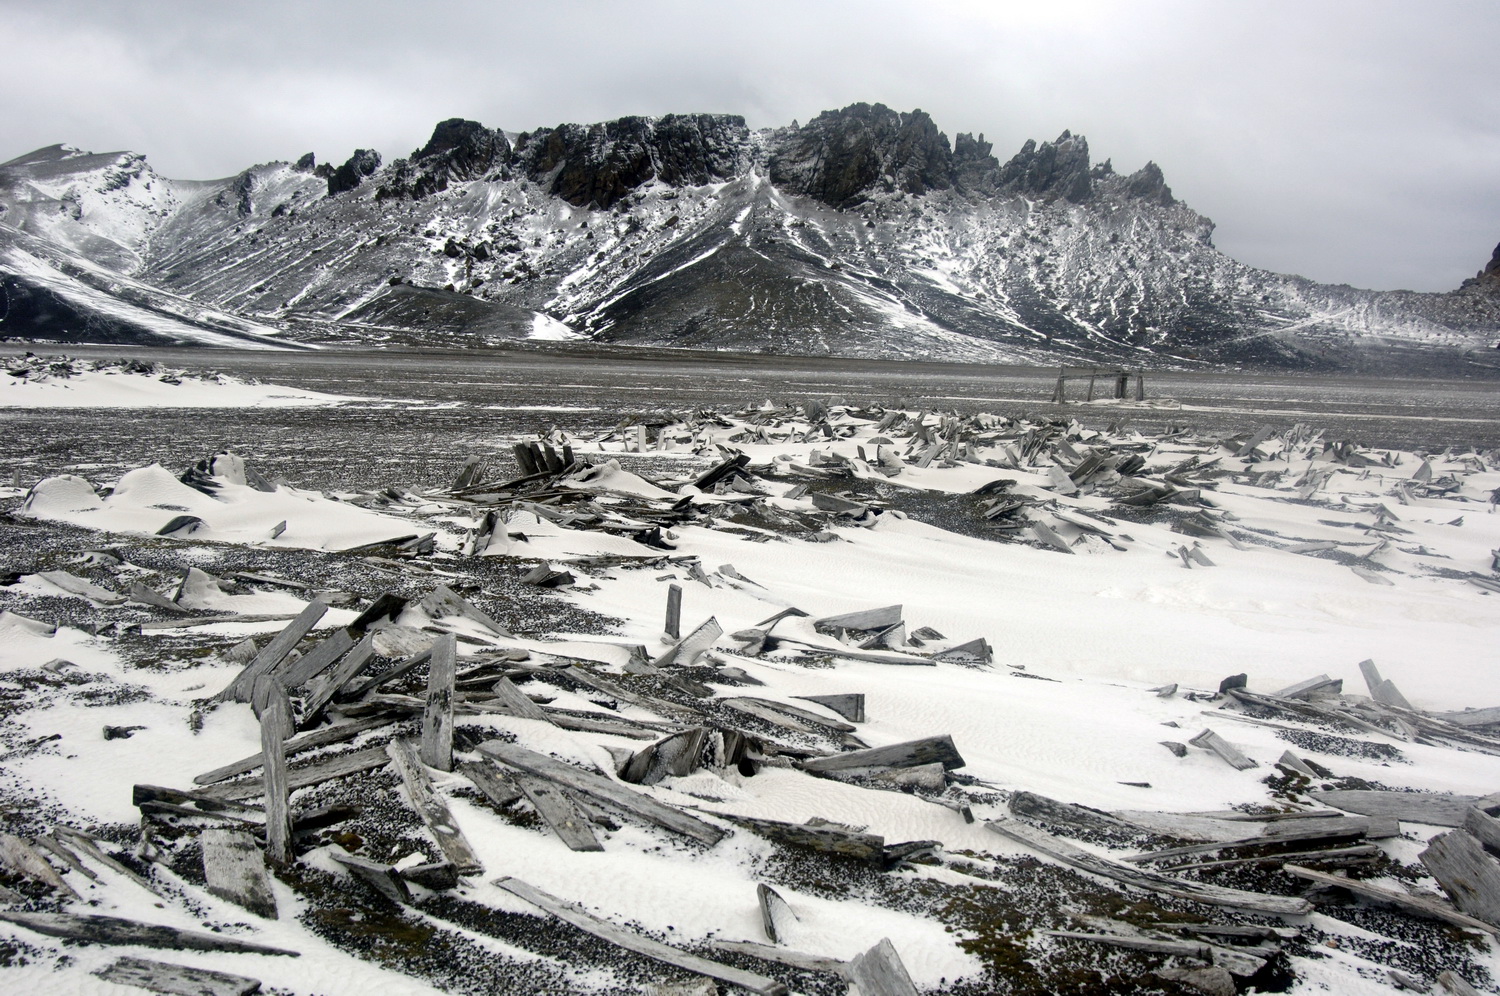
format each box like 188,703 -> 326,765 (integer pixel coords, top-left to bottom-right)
293,152 -> 317,173
377,119 -> 512,200
327,149 -> 381,196
513,114 -> 748,209
1461,243 -> 1500,293
1124,161 -> 1175,206
768,103 -> 956,209
996,131 -> 1094,203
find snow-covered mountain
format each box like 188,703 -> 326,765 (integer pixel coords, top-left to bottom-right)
2,104 -> 1498,370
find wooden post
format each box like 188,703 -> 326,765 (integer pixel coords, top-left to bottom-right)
1135,373 -> 1145,401
664,584 -> 682,640
1085,373 -> 1096,401
420,633 -> 457,772
1051,368 -> 1066,404
251,677 -> 293,867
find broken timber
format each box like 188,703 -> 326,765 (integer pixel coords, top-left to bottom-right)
1310,789 -> 1478,827
985,820 -> 1313,914
514,773 -> 605,852
1420,830 -> 1500,927
495,876 -> 787,996
94,957 -> 263,996
201,828 -> 277,919
214,600 -> 328,703
847,937 -> 920,996
419,632 -> 457,771
477,741 -> 725,846
1187,728 -> 1257,770
386,739 -> 484,874
1283,863 -> 1498,935
0,911 -> 298,956
800,734 -> 965,774
252,676 -> 293,866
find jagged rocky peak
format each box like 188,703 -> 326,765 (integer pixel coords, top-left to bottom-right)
327,148 -> 382,196
293,152 -> 317,173
1123,160 -> 1175,206
1461,242 -> 1500,293
768,103 -> 960,209
997,129 -> 1095,203
513,113 -> 750,209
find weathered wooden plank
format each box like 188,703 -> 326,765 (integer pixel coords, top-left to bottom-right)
201,829 -> 277,919
757,883 -> 795,944
1438,970 -> 1485,996
495,877 -> 787,996
417,584 -> 510,636
1465,807 -> 1500,853
800,735 -> 965,773
1165,844 -> 1382,872
985,820 -> 1312,915
457,759 -> 525,808
721,814 -> 885,862
724,697 -> 855,733
813,605 -> 902,632
477,740 -> 725,846
420,633 -> 457,772
252,677 -> 293,867
276,628 -> 354,690
94,956 -> 262,996
296,633 -> 377,726
386,739 -> 484,874
1283,863 -> 1497,935
340,646 -> 432,701
0,832 -> 80,899
1436,707 -> 1500,728
620,728 -> 710,786
0,911 -> 298,955
202,746 -> 391,802
214,600 -> 328,702
54,830 -> 163,898
652,616 -> 722,667
794,693 -> 865,723
665,583 -> 682,640
847,937 -> 919,996
193,715 -> 388,785
1270,674 -> 1342,699
1124,817 -> 1386,864
1187,728 -> 1257,770
490,675 -> 550,722
32,833 -> 97,883
1311,789 -> 1476,827
514,773 -> 605,852
1421,830 -> 1500,926
705,939 -> 846,975
330,850 -> 411,904
128,581 -> 192,614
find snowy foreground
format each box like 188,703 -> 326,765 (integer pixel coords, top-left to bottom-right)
2,402 -> 1500,996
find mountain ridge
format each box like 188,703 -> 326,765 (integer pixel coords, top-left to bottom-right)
1,103 -> 1496,371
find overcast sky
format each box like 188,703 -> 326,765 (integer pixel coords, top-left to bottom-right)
2,0 -> 1496,292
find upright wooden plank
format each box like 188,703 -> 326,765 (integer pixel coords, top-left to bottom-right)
514,773 -> 605,852
756,883 -> 795,944
94,956 -> 262,996
386,739 -> 484,874
847,938 -> 919,996
215,601 -> 328,702
1421,831 -> 1500,926
201,829 -> 277,919
495,877 -> 787,996
665,584 -> 682,640
252,677 -> 293,867
477,740 -> 725,846
420,633 -> 457,771
1465,807 -> 1500,853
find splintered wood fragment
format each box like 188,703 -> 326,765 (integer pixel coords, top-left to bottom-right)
665,584 -> 682,640
215,601 -> 328,703
985,820 -> 1313,915
847,937 -> 919,996
202,746 -> 390,802
0,911 -> 298,955
490,676 -> 550,722
1283,863 -> 1498,935
1031,521 -> 1074,553
724,698 -> 855,733
94,956 -> 262,996
1421,830 -> 1500,926
800,735 -> 965,774
386,739 -> 483,874
419,633 -> 457,772
1009,792 -> 1146,837
652,616 -> 722,667
128,581 -> 192,614
477,740 -> 725,845
276,628 -> 354,690
1188,728 -> 1257,770
1438,970 -> 1485,996
0,832 -> 80,899
200,829 -> 277,919
457,759 -> 525,808
721,815 -> 885,862
793,693 -> 865,723
620,728 -> 709,786
756,883 -> 797,943
1276,750 -> 1323,778
1311,789 -> 1476,827
722,698 -> 835,735
1271,674 -> 1342,700
330,850 -> 412,904
705,939 -> 846,975
931,637 -> 993,665
812,604 -> 902,633
514,773 -> 604,852
193,715 -> 388,785
253,677 -> 294,866
495,876 -> 787,996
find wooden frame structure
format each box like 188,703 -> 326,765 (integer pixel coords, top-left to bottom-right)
1050,366 -> 1145,403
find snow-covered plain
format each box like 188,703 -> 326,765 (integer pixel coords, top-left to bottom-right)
2,395 -> 1499,995
0,355 -> 357,408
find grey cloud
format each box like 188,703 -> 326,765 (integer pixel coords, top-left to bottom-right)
1,0 -> 1495,292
